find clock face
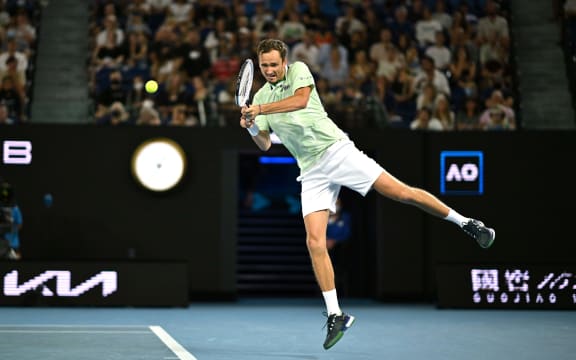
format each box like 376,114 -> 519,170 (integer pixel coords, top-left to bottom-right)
131,138 -> 186,192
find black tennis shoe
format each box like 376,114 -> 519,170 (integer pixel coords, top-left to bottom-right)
463,219 -> 495,249
323,312 -> 355,350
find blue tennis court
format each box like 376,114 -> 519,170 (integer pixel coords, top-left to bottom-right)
1,299 -> 575,360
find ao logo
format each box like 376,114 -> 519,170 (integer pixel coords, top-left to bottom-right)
446,163 -> 479,182
440,151 -> 484,195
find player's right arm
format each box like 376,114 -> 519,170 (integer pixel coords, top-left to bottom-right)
240,112 -> 271,151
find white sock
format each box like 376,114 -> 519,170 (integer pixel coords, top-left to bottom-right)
445,209 -> 469,227
322,289 -> 342,316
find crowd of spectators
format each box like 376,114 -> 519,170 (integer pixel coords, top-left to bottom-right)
0,0 -> 40,125
88,0 -> 516,130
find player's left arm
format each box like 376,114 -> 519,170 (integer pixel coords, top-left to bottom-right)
243,85 -> 312,119
260,85 -> 312,115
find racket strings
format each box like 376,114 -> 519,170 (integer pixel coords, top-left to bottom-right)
236,60 -> 254,106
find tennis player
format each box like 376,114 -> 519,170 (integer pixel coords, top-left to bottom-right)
240,39 -> 495,350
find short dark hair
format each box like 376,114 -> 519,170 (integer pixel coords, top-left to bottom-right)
257,39 -> 288,60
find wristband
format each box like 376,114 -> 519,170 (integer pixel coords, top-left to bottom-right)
247,123 -> 260,136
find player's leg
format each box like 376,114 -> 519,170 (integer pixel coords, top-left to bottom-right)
303,210 -> 335,293
371,170 -> 495,248
300,169 -> 355,350
303,211 -> 355,350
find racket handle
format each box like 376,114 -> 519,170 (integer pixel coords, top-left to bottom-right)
244,101 -> 253,121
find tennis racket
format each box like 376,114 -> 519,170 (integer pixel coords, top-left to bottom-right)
235,58 -> 254,120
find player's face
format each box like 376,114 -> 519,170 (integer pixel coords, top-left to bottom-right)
258,50 -> 287,84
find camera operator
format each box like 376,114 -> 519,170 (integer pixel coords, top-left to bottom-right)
0,180 -> 23,260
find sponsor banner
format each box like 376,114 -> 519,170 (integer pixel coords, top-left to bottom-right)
437,264 -> 576,309
0,261 -> 188,307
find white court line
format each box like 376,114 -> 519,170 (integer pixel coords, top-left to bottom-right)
0,324 -> 150,328
150,326 -> 198,360
0,329 -> 150,334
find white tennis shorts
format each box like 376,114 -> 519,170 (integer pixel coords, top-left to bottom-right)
297,139 -> 384,217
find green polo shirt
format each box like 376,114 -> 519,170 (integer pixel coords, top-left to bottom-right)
252,61 -> 346,172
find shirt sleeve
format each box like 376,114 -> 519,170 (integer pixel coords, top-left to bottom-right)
289,61 -> 315,92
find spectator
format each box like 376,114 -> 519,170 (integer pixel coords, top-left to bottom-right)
0,102 -> 16,124
155,71 -> 190,122
316,76 -> 341,106
92,29 -> 126,71
449,45 -> 477,85
376,46 -> 405,83
168,103 -> 196,126
410,106 -> 444,130
389,67 -> 417,124
449,21 -> 479,64
125,0 -> 151,21
404,45 -> 422,75
125,13 -> 152,36
416,81 -> 438,111
0,39 -> 28,75
433,93 -> 455,130
95,100 -> 131,125
189,75 -> 215,127
345,29 -> 368,64
290,31 -> 321,75
413,55 -> 451,97
362,8 -> 384,46
136,100 -> 162,125
278,11 -> 306,47
425,31 -> 452,71
479,89 -> 516,129
0,75 -> 23,121
95,14 -> 125,47
301,0 -> 326,31
415,6 -> 443,49
147,0 -> 170,34
432,0 -> 453,30
349,49 -> 374,91
8,10 -> 36,57
275,0 -> 301,25
204,18 -> 233,64
250,2 -> 276,40
369,28 -> 396,65
124,30 -> 149,71
177,27 -> 212,80
455,96 -> 482,130
477,0 -> 510,49
149,21 -> 181,83
125,74 -> 150,118
479,32 -> 508,90
193,0 -> 228,29
388,5 -> 415,43
320,44 -> 349,91
334,4 -> 366,42
166,0 -> 194,25
96,69 -> 128,108
0,56 -> 25,105
481,105 -> 514,130
318,37 -> 348,70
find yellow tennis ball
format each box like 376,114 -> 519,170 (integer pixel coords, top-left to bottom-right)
145,80 -> 158,94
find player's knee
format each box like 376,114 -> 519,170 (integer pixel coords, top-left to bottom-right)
306,234 -> 326,255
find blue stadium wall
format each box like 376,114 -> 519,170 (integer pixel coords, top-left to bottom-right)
1,125 -> 575,304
